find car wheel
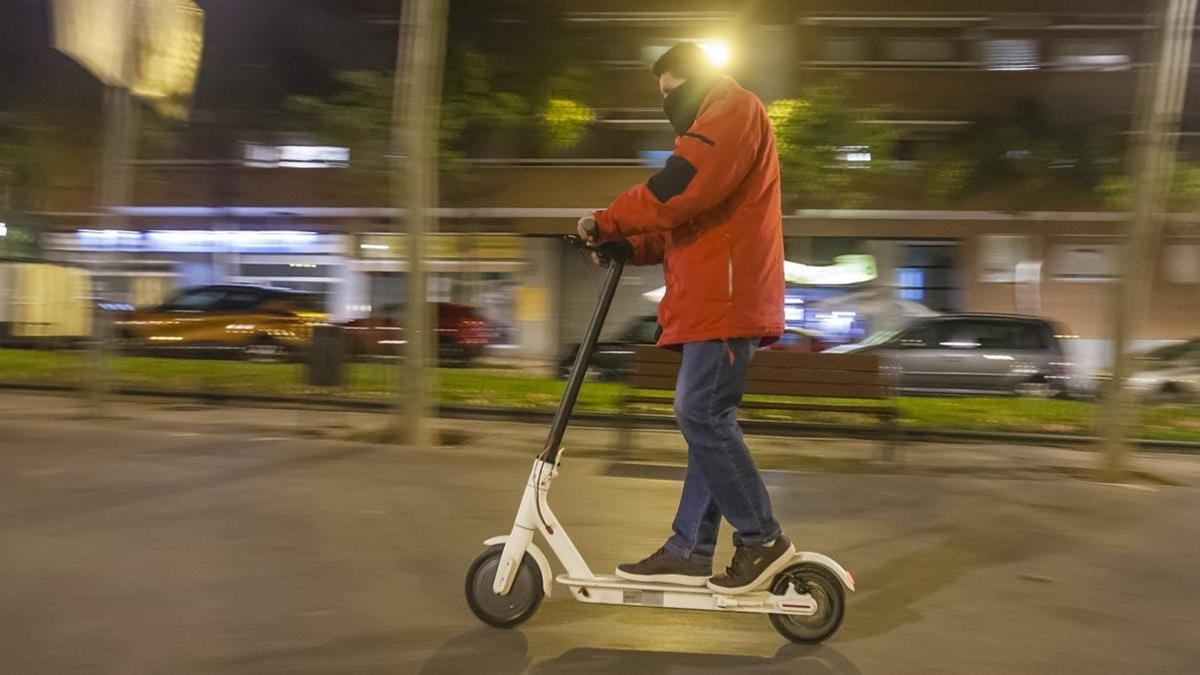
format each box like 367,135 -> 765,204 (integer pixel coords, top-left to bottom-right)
1015,377 -> 1056,399
244,336 -> 286,362
1158,382 -> 1196,404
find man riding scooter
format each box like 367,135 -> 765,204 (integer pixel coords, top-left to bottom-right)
578,41 -> 791,594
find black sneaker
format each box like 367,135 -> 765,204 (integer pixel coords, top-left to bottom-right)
615,546 -> 712,586
706,535 -> 795,594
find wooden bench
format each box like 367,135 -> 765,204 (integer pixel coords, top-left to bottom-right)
616,345 -> 902,462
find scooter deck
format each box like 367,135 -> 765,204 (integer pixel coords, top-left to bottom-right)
554,573 -> 817,616
557,573 -> 719,594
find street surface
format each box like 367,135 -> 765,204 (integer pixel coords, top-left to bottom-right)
1,392 -> 1198,673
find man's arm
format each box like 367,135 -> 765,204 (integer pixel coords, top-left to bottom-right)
625,230 -> 666,266
594,94 -> 761,241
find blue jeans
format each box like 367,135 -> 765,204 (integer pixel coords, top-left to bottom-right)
663,339 -> 782,566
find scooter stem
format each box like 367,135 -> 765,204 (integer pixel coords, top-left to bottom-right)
539,255 -> 626,464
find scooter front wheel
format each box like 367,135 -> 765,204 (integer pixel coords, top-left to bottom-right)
768,563 -> 845,644
465,544 -> 544,628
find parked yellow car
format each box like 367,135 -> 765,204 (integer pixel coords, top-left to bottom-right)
116,284 -> 326,359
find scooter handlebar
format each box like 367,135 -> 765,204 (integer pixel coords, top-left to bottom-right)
565,234 -> 631,266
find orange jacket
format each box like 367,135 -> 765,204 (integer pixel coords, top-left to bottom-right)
594,77 -> 784,347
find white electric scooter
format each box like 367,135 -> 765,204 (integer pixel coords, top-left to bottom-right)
465,237 -> 855,644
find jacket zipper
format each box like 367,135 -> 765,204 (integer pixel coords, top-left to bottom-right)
727,256 -> 734,301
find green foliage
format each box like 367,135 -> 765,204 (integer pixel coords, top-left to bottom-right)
0,113 -> 94,232
540,98 -> 595,151
0,214 -> 43,258
285,70 -> 395,169
1099,157 -> 1200,211
767,80 -> 898,210
919,100 -> 1123,205
285,7 -> 595,173
137,108 -> 187,160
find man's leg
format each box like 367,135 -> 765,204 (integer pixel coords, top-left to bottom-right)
672,339 -> 780,546
663,452 -> 721,567
673,339 -> 794,593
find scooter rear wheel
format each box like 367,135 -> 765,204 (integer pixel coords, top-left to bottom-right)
465,544 -> 544,628
768,563 -> 845,644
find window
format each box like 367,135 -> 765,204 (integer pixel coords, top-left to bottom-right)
898,243 -> 961,312
1052,40 -> 1131,71
1051,243 -> 1120,282
895,323 -> 939,349
884,38 -> 956,62
981,39 -> 1039,71
819,37 -> 868,62
896,268 -> 925,301
161,288 -> 225,311
979,235 -> 1036,283
221,289 -> 264,311
951,320 -> 1048,350
286,293 -> 325,314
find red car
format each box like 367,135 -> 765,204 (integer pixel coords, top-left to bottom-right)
342,302 -> 491,364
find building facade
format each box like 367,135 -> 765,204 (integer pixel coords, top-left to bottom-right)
29,1 -> 1200,375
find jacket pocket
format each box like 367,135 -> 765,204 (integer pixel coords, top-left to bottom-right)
670,232 -> 732,307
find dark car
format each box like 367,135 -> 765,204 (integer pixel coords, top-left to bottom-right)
342,302 -> 491,365
557,315 -> 658,380
827,314 -> 1071,397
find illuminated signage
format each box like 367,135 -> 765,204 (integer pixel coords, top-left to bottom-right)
77,229 -> 321,252
641,254 -> 878,303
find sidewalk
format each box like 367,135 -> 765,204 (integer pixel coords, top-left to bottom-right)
2,389 -> 1198,487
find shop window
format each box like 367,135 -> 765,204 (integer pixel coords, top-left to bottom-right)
979,234 -> 1036,283
981,39 -> 1039,71
884,38 -> 956,62
1051,243 -> 1119,282
1052,40 -> 1131,71
819,37 -> 868,62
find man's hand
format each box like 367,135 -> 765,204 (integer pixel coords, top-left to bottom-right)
577,215 -> 601,264
576,215 -> 598,244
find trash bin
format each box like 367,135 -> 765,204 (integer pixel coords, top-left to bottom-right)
307,324 -> 345,387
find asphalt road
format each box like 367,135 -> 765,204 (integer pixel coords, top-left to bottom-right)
2,401 -> 1198,673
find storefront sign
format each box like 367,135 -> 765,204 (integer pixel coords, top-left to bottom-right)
355,233 -> 525,261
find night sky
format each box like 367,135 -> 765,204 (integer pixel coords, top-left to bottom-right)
0,0 -> 398,130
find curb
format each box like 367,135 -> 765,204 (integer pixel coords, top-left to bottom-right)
2,380 -> 1198,455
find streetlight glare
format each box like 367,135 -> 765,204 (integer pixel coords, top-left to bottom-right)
700,40 -> 731,67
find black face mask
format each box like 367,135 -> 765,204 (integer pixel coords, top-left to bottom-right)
662,76 -> 717,136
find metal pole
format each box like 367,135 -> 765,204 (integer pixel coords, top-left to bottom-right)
88,0 -> 139,415
1101,0 -> 1197,480
392,0 -> 447,448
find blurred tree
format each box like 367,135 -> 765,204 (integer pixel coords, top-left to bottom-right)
919,100 -> 1125,206
284,2 -> 594,186
1099,157 -> 1200,211
136,108 -> 188,160
0,113 -> 88,257
767,79 -> 898,210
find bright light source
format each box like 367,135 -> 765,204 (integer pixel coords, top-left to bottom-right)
699,41 -> 731,68
0,222 -> 7,237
